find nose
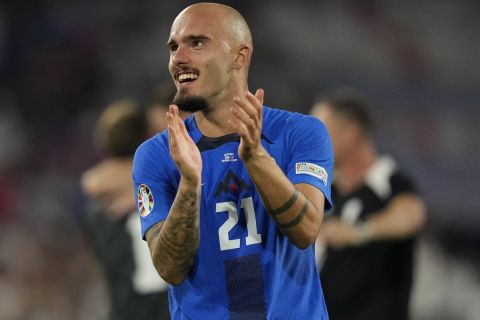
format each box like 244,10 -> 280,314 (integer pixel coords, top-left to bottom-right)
171,44 -> 190,66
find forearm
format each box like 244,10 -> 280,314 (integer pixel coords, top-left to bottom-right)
146,178 -> 201,285
366,194 -> 426,241
244,148 -> 323,249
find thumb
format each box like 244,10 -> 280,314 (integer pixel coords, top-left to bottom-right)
255,88 -> 264,106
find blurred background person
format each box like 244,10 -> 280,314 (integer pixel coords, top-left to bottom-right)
147,81 -> 179,136
80,99 -> 171,320
311,89 -> 426,320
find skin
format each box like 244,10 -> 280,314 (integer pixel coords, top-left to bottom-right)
81,158 -> 135,219
146,3 -> 327,285
311,102 -> 426,250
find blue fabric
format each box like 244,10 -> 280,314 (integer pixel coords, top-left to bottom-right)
132,106 -> 333,319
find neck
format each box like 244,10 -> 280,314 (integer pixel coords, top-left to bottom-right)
335,140 -> 376,194
194,82 -> 248,137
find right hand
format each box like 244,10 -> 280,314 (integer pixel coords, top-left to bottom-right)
167,105 -> 202,185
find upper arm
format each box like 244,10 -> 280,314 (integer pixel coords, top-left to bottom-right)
286,115 -> 334,210
295,183 -> 325,215
132,139 -> 176,239
145,220 -> 166,249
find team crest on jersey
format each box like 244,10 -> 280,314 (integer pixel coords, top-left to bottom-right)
137,184 -> 154,217
295,162 -> 328,186
222,152 -> 238,163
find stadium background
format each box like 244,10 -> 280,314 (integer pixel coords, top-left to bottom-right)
0,0 -> 479,319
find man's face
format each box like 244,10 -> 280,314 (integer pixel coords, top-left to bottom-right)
312,103 -> 352,164
167,9 -> 234,111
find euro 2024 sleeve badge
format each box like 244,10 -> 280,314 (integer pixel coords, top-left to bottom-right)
137,184 -> 154,217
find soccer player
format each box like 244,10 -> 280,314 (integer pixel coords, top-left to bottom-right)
311,89 -> 426,320
132,3 -> 333,319
81,101 -> 171,320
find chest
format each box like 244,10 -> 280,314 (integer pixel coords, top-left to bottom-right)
199,140 -> 285,199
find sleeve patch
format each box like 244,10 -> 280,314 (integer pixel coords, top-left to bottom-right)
295,162 -> 328,186
137,184 -> 154,217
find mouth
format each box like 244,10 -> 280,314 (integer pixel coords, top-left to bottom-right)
176,71 -> 199,85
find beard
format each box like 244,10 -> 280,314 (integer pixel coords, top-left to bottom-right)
173,91 -> 209,113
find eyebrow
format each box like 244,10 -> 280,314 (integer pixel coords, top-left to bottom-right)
166,34 -> 210,48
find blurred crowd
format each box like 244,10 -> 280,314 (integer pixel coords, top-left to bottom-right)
0,1 -> 479,319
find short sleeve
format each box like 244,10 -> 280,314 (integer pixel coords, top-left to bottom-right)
285,115 -> 334,210
132,137 -> 177,239
390,171 -> 417,197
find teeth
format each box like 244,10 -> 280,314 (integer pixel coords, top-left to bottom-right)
178,73 -> 198,82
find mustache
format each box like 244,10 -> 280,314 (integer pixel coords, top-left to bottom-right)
174,67 -> 200,78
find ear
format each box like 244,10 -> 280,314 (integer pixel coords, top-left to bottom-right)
232,45 -> 250,70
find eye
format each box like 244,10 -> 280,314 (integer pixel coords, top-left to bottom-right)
168,43 -> 178,53
192,39 -> 204,48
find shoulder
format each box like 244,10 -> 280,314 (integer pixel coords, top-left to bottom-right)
141,130 -> 169,151
263,106 -> 328,135
390,167 -> 417,195
365,156 -> 416,199
133,132 -> 169,172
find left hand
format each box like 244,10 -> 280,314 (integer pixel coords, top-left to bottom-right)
229,89 -> 265,162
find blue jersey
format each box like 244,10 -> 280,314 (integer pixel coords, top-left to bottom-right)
133,106 -> 333,320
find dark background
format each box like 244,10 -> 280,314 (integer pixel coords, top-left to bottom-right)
0,1 -> 479,319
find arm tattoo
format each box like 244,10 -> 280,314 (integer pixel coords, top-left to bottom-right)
147,222 -> 163,240
270,189 -> 299,216
277,197 -> 309,229
152,190 -> 200,276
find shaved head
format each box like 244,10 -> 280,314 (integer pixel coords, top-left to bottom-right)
173,3 -> 252,51
168,3 -> 253,112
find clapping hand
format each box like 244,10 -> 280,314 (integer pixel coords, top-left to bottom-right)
167,105 -> 202,185
229,89 -> 265,162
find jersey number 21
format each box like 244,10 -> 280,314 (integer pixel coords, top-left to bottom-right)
216,197 -> 262,251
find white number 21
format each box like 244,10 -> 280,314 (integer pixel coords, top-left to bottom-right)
216,197 -> 262,251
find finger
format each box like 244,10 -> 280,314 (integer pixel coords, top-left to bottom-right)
254,88 -> 264,105
245,90 -> 263,110
254,88 -> 264,119
167,124 -> 179,154
245,92 -> 262,118
172,106 -> 191,145
172,105 -> 191,141
235,94 -> 259,120
166,107 -> 173,126
171,104 -> 181,128
168,105 -> 177,130
233,96 -> 259,125
179,120 -> 190,140
231,105 -> 256,131
228,119 -> 239,132
229,120 -> 253,144
228,119 -> 248,139
176,110 -> 190,139
167,110 -> 179,143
